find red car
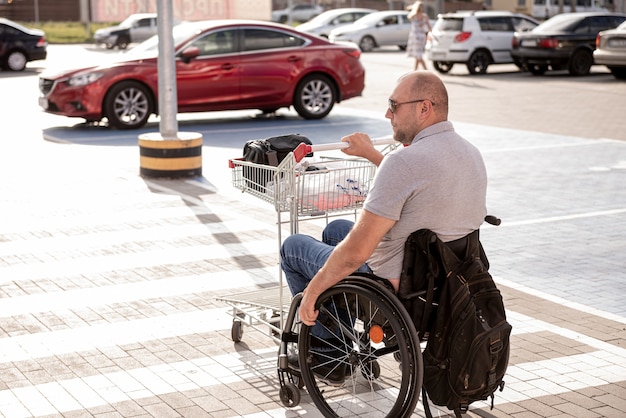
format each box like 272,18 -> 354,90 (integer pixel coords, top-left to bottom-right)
38,20 -> 365,129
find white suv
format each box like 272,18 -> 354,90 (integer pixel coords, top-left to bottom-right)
426,11 -> 539,74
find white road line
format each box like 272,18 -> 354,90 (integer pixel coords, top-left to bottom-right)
0,238 -> 278,285
496,276 -> 626,325
483,207 -> 626,228
0,267 -> 278,318
0,307 -> 234,363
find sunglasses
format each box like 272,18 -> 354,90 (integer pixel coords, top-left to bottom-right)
388,98 -> 432,114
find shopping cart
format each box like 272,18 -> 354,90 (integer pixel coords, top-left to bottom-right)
216,138 -> 398,344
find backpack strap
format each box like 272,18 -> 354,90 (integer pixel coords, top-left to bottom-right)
422,387 -> 464,418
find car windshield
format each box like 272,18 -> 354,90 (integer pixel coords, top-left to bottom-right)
304,12 -> 339,25
533,14 -> 581,31
352,13 -> 395,26
128,22 -> 206,55
434,17 -> 463,31
119,15 -> 142,28
3,19 -> 31,33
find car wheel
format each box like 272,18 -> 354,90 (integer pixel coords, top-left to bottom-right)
105,42 -> 115,49
568,49 -> 593,76
117,37 -> 130,50
466,50 -> 491,75
6,50 -> 27,71
359,36 -> 376,52
529,64 -> 548,75
293,74 -> 335,119
433,61 -> 453,74
609,67 -> 626,80
398,45 -> 407,51
104,81 -> 153,129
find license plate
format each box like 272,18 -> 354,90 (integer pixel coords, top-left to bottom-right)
430,52 -> 445,59
608,38 -> 626,48
522,39 -> 537,47
38,97 -> 48,109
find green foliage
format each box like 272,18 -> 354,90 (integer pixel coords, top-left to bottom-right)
17,21 -> 117,43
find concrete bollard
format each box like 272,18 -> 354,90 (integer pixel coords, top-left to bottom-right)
138,131 -> 203,178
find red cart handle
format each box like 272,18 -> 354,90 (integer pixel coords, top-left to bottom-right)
293,137 -> 397,162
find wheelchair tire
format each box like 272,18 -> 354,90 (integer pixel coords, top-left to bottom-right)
279,382 -> 301,407
298,276 -> 423,418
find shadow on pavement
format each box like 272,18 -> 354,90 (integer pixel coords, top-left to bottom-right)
42,108 -> 393,149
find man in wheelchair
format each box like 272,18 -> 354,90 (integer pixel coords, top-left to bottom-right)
280,71 -> 488,385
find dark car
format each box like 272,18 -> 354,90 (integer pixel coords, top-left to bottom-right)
38,20 -> 366,129
511,12 -> 626,76
0,18 -> 47,71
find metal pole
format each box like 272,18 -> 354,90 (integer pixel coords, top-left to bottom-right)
157,0 -> 178,139
34,0 -> 39,25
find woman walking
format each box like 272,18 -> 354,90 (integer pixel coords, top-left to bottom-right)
406,1 -> 432,70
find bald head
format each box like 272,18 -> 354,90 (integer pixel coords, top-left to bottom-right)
398,71 -> 449,121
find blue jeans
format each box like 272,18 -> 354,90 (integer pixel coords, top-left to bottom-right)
280,219 -> 372,340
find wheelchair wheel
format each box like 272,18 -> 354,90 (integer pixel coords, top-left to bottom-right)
298,276 -> 423,418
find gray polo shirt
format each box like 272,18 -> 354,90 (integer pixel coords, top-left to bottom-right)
363,121 -> 487,280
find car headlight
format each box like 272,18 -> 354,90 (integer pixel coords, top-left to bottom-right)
67,72 -> 104,87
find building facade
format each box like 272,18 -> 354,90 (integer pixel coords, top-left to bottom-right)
0,0 -> 272,22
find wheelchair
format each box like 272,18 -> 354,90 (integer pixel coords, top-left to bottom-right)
276,216 -> 501,417
277,274 -> 425,418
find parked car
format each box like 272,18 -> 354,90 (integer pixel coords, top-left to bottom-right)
511,12 -> 626,75
271,4 -> 324,23
94,13 -> 162,49
328,10 -> 411,52
0,18 -> 47,71
593,20 -> 626,79
426,11 -> 540,74
296,8 -> 376,38
38,20 -> 365,129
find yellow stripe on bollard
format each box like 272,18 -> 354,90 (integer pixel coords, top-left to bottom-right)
138,132 -> 203,178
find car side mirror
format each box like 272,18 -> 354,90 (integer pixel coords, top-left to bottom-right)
180,46 -> 200,63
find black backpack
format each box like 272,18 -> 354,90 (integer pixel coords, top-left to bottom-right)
398,229 -> 511,418
242,133 -> 312,191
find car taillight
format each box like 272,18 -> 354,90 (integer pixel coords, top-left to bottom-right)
538,38 -> 558,49
454,32 -> 471,43
36,36 -> 46,47
344,49 -> 361,59
512,37 -> 519,48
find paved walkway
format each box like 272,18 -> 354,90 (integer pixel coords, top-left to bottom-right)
0,110 -> 624,418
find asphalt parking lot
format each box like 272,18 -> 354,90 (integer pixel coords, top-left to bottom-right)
0,44 -> 624,417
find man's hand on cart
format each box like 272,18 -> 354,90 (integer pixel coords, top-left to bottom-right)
340,133 -> 385,167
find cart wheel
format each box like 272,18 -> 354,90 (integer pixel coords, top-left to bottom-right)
361,360 -> 381,380
269,316 -> 281,337
279,382 -> 301,407
231,321 -> 243,343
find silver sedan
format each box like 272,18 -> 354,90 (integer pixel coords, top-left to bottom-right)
594,20 -> 626,79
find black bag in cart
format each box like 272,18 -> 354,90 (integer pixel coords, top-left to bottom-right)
242,134 -> 313,191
